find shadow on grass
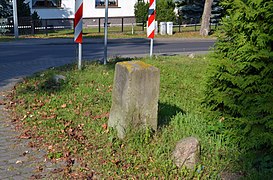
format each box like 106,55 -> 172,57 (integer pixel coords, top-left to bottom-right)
158,102 -> 185,128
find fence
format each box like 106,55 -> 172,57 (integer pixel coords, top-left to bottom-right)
0,16 -> 220,36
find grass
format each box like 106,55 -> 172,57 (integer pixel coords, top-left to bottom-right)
0,26 -> 218,40
0,35 -> 15,42
7,56 -> 236,179
9,55 -> 241,178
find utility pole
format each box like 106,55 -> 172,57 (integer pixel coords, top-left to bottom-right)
12,0 -> 19,38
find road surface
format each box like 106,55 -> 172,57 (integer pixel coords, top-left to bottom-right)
0,38 -> 215,89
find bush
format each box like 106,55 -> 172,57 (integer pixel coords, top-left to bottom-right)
205,0 -> 273,153
134,0 -> 176,24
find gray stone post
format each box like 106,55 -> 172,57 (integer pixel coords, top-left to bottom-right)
108,61 -> 160,138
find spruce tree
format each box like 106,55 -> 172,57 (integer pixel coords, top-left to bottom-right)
175,0 -> 204,24
0,0 -> 12,18
210,0 -> 224,24
17,0 -> 31,17
0,0 -> 12,34
205,0 -> 273,154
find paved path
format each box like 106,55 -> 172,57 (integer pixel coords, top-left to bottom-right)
0,89 -> 65,179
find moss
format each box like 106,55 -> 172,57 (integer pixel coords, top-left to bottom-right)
118,61 -> 153,73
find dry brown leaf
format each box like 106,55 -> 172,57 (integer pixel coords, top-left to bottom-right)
101,123 -> 108,130
92,112 -> 109,120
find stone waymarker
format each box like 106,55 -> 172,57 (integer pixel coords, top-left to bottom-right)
108,61 -> 160,139
172,137 -> 200,170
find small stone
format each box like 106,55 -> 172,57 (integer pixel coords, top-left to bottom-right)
172,137 -> 200,170
52,75 -> 66,83
188,53 -> 195,58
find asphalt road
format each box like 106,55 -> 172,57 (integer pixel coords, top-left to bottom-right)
0,38 -> 215,90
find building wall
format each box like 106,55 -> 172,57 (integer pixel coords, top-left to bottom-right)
26,0 -> 138,19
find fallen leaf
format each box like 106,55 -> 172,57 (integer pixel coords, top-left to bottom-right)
61,104 -> 67,108
48,145 -> 53,150
35,166 -> 43,172
16,160 -> 23,164
21,115 -> 27,121
92,112 -> 109,120
83,111 -> 92,117
23,151 -> 29,156
30,174 -> 43,179
0,100 -> 6,105
19,131 -> 31,139
51,168 -> 63,174
102,123 -> 108,130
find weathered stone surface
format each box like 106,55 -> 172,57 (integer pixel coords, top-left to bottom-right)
108,61 -> 160,138
172,137 -> 200,169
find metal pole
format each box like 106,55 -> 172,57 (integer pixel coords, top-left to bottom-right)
103,0 -> 109,65
121,17 -> 124,32
98,18 -> 101,33
150,39 -> 153,57
45,19 -> 48,36
12,0 -> 19,38
78,43 -> 82,70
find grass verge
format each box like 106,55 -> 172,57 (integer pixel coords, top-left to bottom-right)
15,29 -> 216,39
8,55 -> 239,178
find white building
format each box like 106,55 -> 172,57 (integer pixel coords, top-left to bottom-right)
26,0 -> 139,19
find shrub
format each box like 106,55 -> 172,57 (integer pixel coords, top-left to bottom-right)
205,0 -> 273,153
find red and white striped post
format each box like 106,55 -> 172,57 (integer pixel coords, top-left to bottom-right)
74,0 -> 83,70
147,0 -> 156,57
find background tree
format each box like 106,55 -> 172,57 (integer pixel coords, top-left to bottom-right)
199,0 -> 213,36
134,0 -> 176,24
156,0 -> 176,22
205,0 -> 273,172
134,0 -> 149,23
17,0 -> 31,17
0,0 -> 12,34
0,0 -> 12,18
210,0 -> 223,25
174,0 -> 204,24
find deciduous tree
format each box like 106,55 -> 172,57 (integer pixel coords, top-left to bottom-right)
200,0 -> 213,36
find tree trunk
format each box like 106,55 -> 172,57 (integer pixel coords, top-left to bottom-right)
200,0 -> 213,36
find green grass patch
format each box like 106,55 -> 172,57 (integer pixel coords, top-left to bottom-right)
10,55 -> 240,178
19,27 -> 217,39
0,35 -> 14,42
